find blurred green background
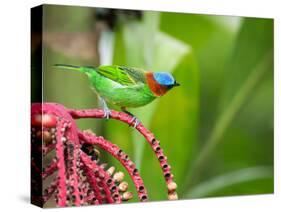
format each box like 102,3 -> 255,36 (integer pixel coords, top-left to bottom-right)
41,4 -> 274,202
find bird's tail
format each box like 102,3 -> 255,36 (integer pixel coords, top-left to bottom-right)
54,64 -> 95,74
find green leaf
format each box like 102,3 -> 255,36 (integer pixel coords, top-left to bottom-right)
43,4 -> 94,31
218,18 -> 274,111
186,18 -> 274,188
160,12 -> 240,140
185,166 -> 273,198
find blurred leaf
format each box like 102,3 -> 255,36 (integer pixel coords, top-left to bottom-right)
218,18 -> 273,111
43,32 -> 98,61
160,13 -> 223,49
186,18 -> 273,187
43,4 -> 94,31
185,166 -> 273,198
160,12 -> 240,142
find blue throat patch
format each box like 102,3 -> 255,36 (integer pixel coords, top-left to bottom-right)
153,72 -> 175,86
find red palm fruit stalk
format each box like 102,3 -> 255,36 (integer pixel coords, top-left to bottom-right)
42,159 -> 57,180
55,119 -> 68,206
31,103 -> 82,207
43,178 -> 58,203
84,193 -> 99,204
80,158 -> 103,204
79,131 -> 148,201
50,105 -> 82,206
62,125 -> 81,206
52,108 -> 81,206
80,183 -> 99,205
68,109 -> 178,199
31,103 -> 177,207
42,144 -> 56,156
80,151 -> 122,204
76,167 -> 97,205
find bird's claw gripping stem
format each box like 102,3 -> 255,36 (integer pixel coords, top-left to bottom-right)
99,97 -> 111,119
103,108 -> 111,119
121,107 -> 140,128
129,116 -> 140,128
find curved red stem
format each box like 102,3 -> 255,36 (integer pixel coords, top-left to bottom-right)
31,103 -> 177,207
80,158 -> 103,204
55,119 -> 68,206
80,151 -> 122,204
69,109 -> 175,192
79,131 -> 148,201
43,159 -> 57,180
43,178 -> 58,203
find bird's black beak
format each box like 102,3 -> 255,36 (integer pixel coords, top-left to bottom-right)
174,82 -> 180,87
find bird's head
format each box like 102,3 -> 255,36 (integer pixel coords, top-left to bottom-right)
153,72 -> 180,89
146,71 -> 180,97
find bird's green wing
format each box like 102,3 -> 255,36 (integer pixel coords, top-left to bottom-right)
97,65 -> 146,86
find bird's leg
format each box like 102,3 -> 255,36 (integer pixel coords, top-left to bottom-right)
98,96 -> 111,119
121,107 -> 140,128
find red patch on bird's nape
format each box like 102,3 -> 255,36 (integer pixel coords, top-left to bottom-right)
145,72 -> 169,97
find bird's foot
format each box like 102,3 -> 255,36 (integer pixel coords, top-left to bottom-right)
121,107 -> 140,128
98,96 -> 111,119
129,116 -> 140,128
103,107 -> 111,119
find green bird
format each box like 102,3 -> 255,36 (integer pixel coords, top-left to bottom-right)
54,64 -> 180,127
